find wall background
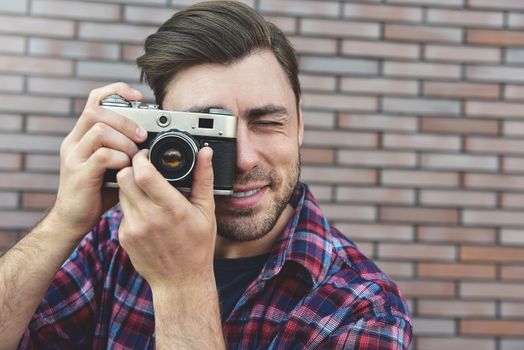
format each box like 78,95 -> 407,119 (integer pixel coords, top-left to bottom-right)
1,0 -> 524,348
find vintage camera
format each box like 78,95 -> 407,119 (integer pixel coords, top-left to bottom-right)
101,95 -> 237,195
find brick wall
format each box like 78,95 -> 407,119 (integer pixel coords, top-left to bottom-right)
1,0 -> 524,348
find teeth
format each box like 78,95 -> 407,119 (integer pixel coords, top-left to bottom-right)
232,188 -> 261,198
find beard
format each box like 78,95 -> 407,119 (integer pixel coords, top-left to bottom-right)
215,154 -> 301,242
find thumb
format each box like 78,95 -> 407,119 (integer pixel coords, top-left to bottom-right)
190,146 -> 215,212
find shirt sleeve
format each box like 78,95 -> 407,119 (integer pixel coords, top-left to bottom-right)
17,216 -> 114,349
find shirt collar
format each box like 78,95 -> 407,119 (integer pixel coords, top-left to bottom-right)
259,182 -> 334,287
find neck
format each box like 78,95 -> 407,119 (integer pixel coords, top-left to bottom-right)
214,204 -> 294,259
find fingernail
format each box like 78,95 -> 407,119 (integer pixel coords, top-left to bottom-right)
136,127 -> 147,140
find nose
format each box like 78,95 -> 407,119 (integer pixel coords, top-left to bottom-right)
235,121 -> 258,174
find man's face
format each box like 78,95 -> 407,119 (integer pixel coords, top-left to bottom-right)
163,50 -> 304,242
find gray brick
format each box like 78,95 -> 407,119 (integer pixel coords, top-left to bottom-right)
299,56 -> 379,75
383,97 -> 461,116
29,38 -> 120,60
0,55 -> 73,76
0,75 -> 24,93
0,0 -> 27,14
76,61 -> 140,81
0,94 -> 70,114
31,0 -> 120,20
0,173 -> 58,191
0,34 -> 26,54
0,15 -> 74,37
78,22 -> 157,43
0,134 -> 63,153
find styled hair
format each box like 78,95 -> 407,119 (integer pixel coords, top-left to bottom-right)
136,1 -> 300,108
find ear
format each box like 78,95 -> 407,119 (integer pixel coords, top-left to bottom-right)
297,99 -> 304,147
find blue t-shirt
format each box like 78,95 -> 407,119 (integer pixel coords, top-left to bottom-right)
214,253 -> 269,322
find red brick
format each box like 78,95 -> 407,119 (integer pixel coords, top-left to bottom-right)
0,55 -> 73,77
122,44 -> 143,62
418,226 -> 497,244
418,262 -> 496,279
29,38 -> 120,60
301,166 -> 376,185
468,29 -> 524,47
302,93 -> 377,112
341,77 -> 418,95
0,74 -> 24,93
0,153 -> 22,170
0,210 -> 44,230
0,34 -> 26,54
467,65 -> 524,83
300,19 -> 379,39
423,81 -> 500,99
384,61 -> 461,79
304,130 -> 377,148
501,265 -> 524,281
501,229 -> 524,245
28,77 -> 111,97
0,15 -> 74,38
299,56 -> 378,75
461,320 -> 524,336
388,0 -> 463,6
502,193 -> 524,208
396,280 -> 455,297
467,137 -> 524,155
76,62 -> 140,81
420,189 -> 497,207
0,231 -> 18,247
427,8 -> 504,27
380,207 -> 459,224
421,153 -> 498,172
299,74 -> 336,92
0,114 -> 23,132
22,192 -> 56,210
322,204 -> 376,222
124,5 -> 174,25
300,148 -> 335,165
342,40 -> 419,60
338,150 -> 416,168
0,1 -> 27,14
0,94 -> 70,114
461,281 -> 524,299
466,173 -> 524,191
462,245 -> 524,263
412,317 -> 455,335
421,117 -> 499,135
0,173 -> 58,191
31,1 -> 120,20
425,45 -> 501,63
382,170 -> 460,188
0,134 -> 62,152
339,114 -> 417,132
467,100 -> 524,119
379,242 -> 456,260
308,185 -> 332,202
0,192 -> 18,209
336,223 -> 414,241
260,0 -> 339,17
386,24 -> 462,43
337,186 -> 415,205
78,23 -> 157,44
468,0 -> 524,10
419,300 -> 496,317
26,116 -> 76,134
302,111 -> 336,129
25,155 -> 60,172
503,158 -> 524,175
289,36 -> 337,55
417,337 -> 495,350
344,3 -> 423,22
384,133 -> 461,151
263,16 -> 296,34
374,260 -> 414,278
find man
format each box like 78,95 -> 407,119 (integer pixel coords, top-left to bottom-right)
0,1 -> 412,349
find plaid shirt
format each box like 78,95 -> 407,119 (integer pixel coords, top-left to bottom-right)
19,182 -> 412,349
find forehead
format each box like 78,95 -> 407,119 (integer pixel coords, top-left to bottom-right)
162,50 -> 296,115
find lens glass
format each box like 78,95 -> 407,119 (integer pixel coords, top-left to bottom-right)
160,148 -> 184,169
149,130 -> 198,182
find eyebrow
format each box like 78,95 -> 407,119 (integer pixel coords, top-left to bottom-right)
186,104 -> 290,120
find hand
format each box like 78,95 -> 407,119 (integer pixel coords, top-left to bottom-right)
50,82 -> 148,240
117,147 -> 217,288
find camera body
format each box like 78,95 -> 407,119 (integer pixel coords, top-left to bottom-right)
101,95 -> 237,195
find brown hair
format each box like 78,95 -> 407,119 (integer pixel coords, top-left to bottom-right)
136,1 -> 300,109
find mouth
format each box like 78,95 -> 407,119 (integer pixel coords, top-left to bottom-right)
219,185 -> 268,210
231,188 -> 262,198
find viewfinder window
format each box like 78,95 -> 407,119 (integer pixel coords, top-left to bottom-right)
199,118 -> 214,129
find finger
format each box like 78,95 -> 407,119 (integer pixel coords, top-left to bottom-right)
74,122 -> 139,160
82,148 -> 132,178
132,149 -> 187,206
189,147 -> 214,212
69,83 -> 146,144
117,166 -> 149,212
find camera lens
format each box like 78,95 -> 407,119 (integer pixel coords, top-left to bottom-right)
149,130 -> 198,182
